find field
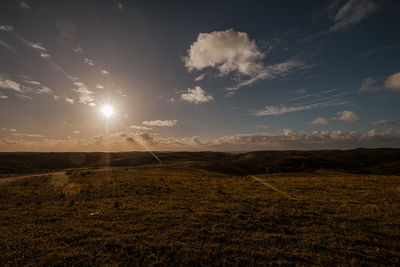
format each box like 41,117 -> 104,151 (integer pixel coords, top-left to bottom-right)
1,158 -> 400,265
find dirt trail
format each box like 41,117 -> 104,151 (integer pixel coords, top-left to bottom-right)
0,168 -> 114,185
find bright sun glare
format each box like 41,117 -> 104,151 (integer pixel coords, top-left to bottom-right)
101,105 -> 114,118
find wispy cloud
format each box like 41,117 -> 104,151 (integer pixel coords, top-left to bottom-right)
359,77 -> 380,91
226,59 -> 305,94
28,42 -> 46,51
19,1 -> 30,10
361,44 -> 399,58
330,0 -> 377,31
129,125 -> 152,131
74,45 -> 83,53
370,120 -> 395,126
100,69 -> 110,75
0,95 -> 8,99
65,97 -> 74,104
254,100 -> 349,116
0,40 -> 16,52
37,86 -> 52,95
112,2 -> 124,10
83,57 -> 94,66
13,133 -> 45,138
180,86 -> 214,104
0,74 -> 22,92
142,120 -> 178,127
40,53 -> 50,58
0,25 -> 14,32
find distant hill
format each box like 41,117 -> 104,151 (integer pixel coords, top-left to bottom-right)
0,148 -> 399,175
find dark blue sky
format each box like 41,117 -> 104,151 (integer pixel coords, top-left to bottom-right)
0,0 -> 399,151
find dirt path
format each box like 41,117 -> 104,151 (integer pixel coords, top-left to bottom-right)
0,168 -> 114,185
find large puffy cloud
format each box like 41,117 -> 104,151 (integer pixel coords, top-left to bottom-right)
330,0 -> 377,31
384,72 -> 400,91
184,29 -> 305,93
184,29 -> 264,75
180,86 -> 214,104
332,110 -> 360,123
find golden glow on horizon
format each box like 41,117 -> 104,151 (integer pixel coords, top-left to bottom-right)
101,105 -> 114,118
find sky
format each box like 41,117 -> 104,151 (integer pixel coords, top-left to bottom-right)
0,0 -> 400,151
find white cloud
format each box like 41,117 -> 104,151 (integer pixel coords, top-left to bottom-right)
0,25 -> 14,32
184,29 -> 264,75
184,29 -> 305,93
73,81 -> 95,105
370,120 -> 395,126
359,77 -> 380,91
384,72 -> 400,91
194,74 -> 205,81
96,84 -> 104,89
142,120 -> 178,127
74,46 -> 83,53
20,75 -> 41,86
0,75 -> 21,92
129,125 -> 152,131
113,2 -> 124,10
330,0 -> 377,31
13,133 -> 45,138
83,58 -> 95,66
332,110 -> 360,123
309,117 -> 329,125
0,95 -> 8,99
256,125 -> 269,129
17,94 -> 33,100
28,42 -> 46,51
19,1 -> 30,10
101,69 -> 110,75
180,86 -> 214,104
73,130 -> 80,134
9,128 -> 17,132
65,97 -> 75,104
37,86 -> 52,95
40,53 -> 50,58
254,100 -> 349,116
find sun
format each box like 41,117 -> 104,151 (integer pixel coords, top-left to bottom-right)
101,105 -> 114,118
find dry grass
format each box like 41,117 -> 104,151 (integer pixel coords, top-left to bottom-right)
1,163 -> 399,265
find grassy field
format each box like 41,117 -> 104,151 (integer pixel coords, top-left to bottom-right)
1,162 -> 400,265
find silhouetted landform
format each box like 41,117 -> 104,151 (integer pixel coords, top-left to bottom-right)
0,148 -> 399,175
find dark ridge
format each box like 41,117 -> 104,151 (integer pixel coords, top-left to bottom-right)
0,148 -> 399,175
